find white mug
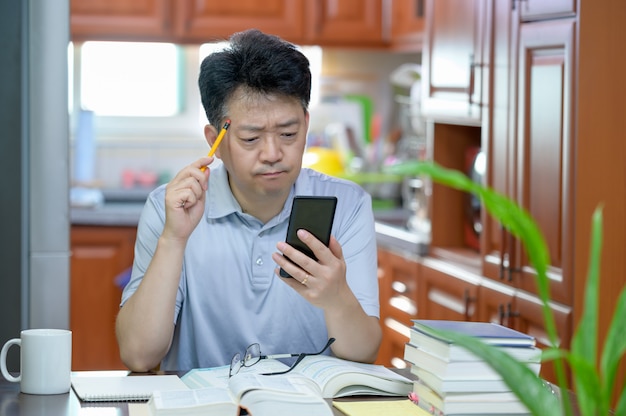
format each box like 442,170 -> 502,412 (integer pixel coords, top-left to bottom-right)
0,329 -> 72,395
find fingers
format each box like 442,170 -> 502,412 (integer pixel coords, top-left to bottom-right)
166,157 -> 213,209
273,229 -> 345,284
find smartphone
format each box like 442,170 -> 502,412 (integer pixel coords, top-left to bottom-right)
279,196 -> 337,278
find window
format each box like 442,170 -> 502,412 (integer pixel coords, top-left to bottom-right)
80,42 -> 180,117
71,41 -> 321,139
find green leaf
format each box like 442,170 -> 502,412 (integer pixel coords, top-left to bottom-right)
567,352 -> 605,416
570,207 -> 602,415
600,285 -> 626,405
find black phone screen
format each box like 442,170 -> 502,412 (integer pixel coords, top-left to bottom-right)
279,196 -> 337,278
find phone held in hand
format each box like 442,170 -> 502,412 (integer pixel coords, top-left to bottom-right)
279,196 -> 337,278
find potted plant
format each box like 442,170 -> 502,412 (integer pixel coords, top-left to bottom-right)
386,161 -> 626,416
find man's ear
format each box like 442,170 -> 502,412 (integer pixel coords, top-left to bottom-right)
204,124 -> 219,149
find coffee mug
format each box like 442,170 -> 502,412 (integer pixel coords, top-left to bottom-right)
0,329 -> 72,395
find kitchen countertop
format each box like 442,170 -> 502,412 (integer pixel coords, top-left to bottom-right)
373,209 -> 429,256
70,187 -> 153,227
70,191 -> 427,256
71,202 -> 145,227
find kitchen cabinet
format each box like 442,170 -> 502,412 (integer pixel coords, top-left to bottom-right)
420,0 -> 488,124
71,0 -> 425,49
510,19 -> 575,305
70,226 -> 136,370
389,0 -> 425,51
70,0 -> 305,43
483,12 -> 575,306
304,0 -> 385,46
376,249 -> 419,367
70,0 -> 172,41
478,281 -> 572,383
173,0 -> 305,43
414,0 -> 626,392
419,258 -> 480,321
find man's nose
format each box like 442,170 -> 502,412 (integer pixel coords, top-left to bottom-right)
260,137 -> 282,162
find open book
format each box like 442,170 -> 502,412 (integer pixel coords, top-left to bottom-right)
147,356 -> 412,415
148,372 -> 332,416
183,354 -> 412,398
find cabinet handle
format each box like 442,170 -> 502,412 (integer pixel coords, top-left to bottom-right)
468,54 -> 475,110
463,288 -> 476,320
500,225 -> 521,282
506,231 -> 522,281
505,303 -> 520,327
497,304 -> 506,326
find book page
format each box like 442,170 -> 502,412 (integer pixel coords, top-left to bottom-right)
182,359 -> 289,389
151,387 -> 235,408
228,373 -> 322,401
147,388 -> 238,416
293,356 -> 412,398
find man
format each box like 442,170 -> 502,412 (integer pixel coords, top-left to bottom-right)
116,29 -> 381,372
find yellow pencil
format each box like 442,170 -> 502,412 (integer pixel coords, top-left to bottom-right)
201,119 -> 231,171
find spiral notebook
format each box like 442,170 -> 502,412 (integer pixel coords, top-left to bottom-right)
71,373 -> 189,402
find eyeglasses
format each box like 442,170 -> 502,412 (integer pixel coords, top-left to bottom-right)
229,337 -> 335,378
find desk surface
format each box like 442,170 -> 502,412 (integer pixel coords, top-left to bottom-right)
0,371 -> 411,416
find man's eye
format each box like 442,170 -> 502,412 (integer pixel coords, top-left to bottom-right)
241,137 -> 259,144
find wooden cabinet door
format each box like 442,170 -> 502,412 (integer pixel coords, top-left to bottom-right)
477,280 -> 516,327
70,226 -> 137,370
419,259 -> 480,321
376,249 -> 419,367
174,0 -> 305,43
478,281 -> 571,385
516,0 -> 575,21
70,0 -> 172,41
421,0 -> 488,124
390,0 -> 425,50
514,292 -> 572,384
482,0 -> 516,285
512,19 -> 575,306
305,0 -> 385,46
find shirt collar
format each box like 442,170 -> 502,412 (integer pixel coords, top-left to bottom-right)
205,164 -> 317,223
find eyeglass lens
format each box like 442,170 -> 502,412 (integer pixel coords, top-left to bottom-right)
230,338 -> 335,378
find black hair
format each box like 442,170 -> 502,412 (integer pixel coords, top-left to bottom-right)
198,29 -> 312,127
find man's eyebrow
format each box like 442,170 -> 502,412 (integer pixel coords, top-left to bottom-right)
238,118 -> 300,132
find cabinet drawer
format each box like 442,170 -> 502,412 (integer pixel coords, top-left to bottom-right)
419,259 -> 480,321
384,252 -> 419,318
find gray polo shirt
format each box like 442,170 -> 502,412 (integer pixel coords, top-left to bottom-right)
121,164 -> 379,371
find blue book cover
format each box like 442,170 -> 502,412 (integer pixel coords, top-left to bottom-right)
411,320 -> 536,347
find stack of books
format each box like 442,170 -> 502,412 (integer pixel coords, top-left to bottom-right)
404,320 -> 541,415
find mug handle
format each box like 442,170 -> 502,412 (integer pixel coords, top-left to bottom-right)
0,339 -> 21,383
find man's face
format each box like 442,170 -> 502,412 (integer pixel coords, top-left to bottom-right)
214,91 -> 309,205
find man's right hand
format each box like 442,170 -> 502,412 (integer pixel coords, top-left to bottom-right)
163,156 -> 213,241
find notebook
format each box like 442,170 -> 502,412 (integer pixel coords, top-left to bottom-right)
71,373 -> 189,402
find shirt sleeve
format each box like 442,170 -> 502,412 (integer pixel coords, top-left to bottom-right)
119,186 -> 185,324
334,187 -> 380,318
